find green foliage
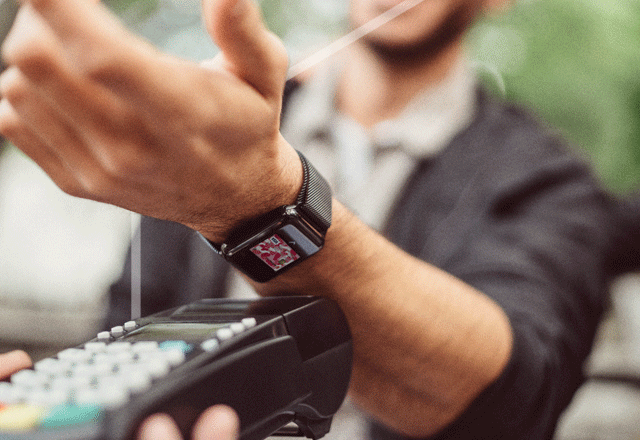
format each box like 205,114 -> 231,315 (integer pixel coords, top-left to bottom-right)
104,0 -> 159,25
469,0 -> 640,193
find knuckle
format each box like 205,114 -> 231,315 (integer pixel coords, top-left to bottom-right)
269,34 -> 289,73
0,117 -> 18,139
81,51 -> 123,85
102,155 -> 133,178
4,40 -> 56,84
57,179 -> 85,198
28,0 -> 53,10
77,170 -> 113,199
0,68 -> 28,103
0,102 -> 20,137
99,144 -> 155,180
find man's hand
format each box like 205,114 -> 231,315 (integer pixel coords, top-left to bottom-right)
138,405 -> 239,440
0,0 -> 302,243
0,350 -> 32,378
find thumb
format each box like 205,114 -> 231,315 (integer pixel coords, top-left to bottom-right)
202,0 -> 288,101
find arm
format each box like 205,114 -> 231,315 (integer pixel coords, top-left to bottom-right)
257,203 -> 512,437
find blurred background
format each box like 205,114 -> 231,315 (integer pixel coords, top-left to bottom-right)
108,0 -> 640,194
1,0 -> 639,438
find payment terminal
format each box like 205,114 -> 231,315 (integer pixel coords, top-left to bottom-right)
0,296 -> 352,440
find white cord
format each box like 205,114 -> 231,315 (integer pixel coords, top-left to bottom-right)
287,0 -> 426,79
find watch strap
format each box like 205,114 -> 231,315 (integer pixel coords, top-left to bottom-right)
296,151 -> 332,234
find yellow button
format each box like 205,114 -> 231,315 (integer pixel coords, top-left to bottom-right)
0,404 -> 47,432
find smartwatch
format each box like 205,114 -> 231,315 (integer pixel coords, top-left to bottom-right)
201,151 -> 332,282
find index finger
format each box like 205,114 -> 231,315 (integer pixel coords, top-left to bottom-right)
17,0 -> 171,103
22,0 -> 127,47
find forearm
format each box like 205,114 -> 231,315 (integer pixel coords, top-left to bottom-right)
255,202 -> 513,437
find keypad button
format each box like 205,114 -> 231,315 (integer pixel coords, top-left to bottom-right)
112,351 -> 135,365
216,328 -> 234,341
49,377 -> 78,394
99,388 -> 129,409
25,388 -> 69,407
117,368 -> 152,394
106,342 -> 132,353
97,331 -> 111,342
76,386 -> 128,409
34,358 -> 73,377
11,370 -> 49,389
84,342 -> 107,353
40,404 -> 103,429
132,341 -> 159,353
241,317 -> 257,328
58,348 -> 92,363
201,339 -> 219,352
158,341 -> 192,354
110,326 -> 125,338
145,357 -> 171,379
161,349 -> 186,367
123,321 -> 138,332
0,383 -> 24,405
229,323 -> 245,334
91,361 -> 117,377
70,363 -> 96,379
67,375 -> 93,390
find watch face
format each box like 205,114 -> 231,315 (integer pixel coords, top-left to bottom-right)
225,212 -> 325,282
250,234 -> 300,272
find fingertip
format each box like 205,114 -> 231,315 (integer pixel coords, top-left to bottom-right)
0,350 -> 33,379
201,0 -> 287,99
203,0 -> 254,43
5,350 -> 32,368
138,413 -> 183,440
192,405 -> 240,440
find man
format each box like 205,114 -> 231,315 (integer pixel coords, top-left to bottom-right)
0,0 -> 615,439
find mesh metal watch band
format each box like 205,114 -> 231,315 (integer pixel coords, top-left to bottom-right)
296,151 -> 332,234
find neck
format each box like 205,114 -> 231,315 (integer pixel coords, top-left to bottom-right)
337,40 -> 464,128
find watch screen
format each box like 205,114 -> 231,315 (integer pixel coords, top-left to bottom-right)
250,233 -> 300,271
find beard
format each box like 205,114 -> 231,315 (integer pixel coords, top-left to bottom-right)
361,1 -> 482,68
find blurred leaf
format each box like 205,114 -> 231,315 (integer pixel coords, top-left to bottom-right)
469,0 -> 640,193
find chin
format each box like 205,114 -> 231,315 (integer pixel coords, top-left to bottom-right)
358,0 -> 478,66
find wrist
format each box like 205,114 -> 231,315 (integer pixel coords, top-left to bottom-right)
199,146 -> 332,282
252,201 -> 351,295
197,136 -> 303,244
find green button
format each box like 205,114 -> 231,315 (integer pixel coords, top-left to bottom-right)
159,340 -> 192,353
40,405 -> 103,429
